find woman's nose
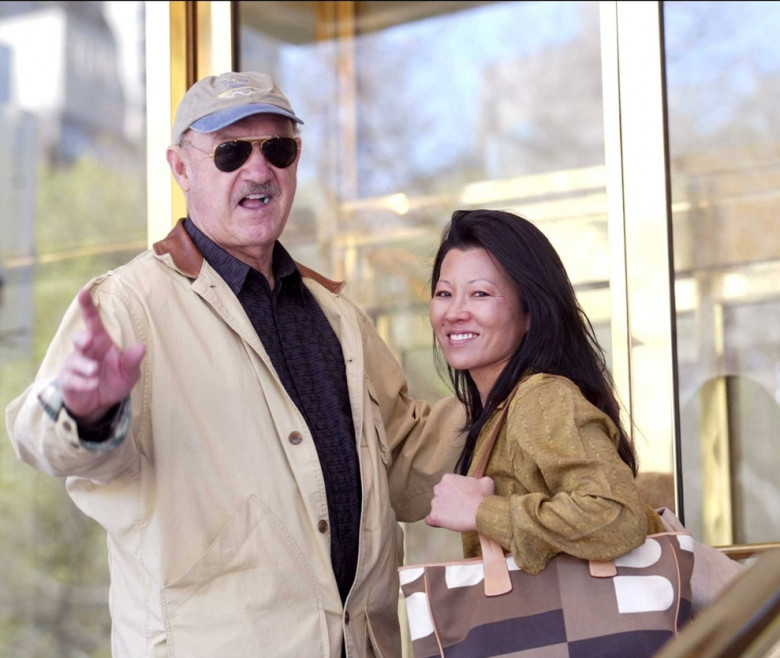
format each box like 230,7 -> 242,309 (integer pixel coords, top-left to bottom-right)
444,297 -> 469,320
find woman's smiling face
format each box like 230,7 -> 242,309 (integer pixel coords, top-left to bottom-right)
430,247 -> 529,402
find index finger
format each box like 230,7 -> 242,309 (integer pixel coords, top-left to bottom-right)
77,288 -> 107,335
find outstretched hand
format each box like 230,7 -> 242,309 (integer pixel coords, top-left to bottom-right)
425,473 -> 495,532
58,288 -> 146,423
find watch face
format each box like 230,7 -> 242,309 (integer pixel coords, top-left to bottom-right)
37,380 -> 65,423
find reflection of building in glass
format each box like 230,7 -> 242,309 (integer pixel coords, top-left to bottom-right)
0,33 -> 36,360
0,2 -> 146,360
0,40 -> 9,103
0,1 -> 144,165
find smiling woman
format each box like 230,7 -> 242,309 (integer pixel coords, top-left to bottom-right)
430,246 -> 529,401
424,208 -> 664,576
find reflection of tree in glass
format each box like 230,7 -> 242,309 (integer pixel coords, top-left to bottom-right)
350,2 -> 604,197
0,155 -> 144,657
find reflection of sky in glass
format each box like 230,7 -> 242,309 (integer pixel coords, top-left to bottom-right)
666,1 -> 780,82
278,1 -> 590,197
664,1 -> 780,140
358,1 -> 580,118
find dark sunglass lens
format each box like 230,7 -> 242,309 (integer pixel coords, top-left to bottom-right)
214,141 -> 253,172
261,137 -> 298,168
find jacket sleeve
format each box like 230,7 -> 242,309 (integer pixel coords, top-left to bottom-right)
354,308 -> 466,522
475,374 -> 648,573
5,278 -> 143,484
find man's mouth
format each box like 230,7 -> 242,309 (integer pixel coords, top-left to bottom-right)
245,193 -> 271,205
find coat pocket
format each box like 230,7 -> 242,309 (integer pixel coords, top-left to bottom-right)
366,381 -> 392,467
161,496 -> 329,658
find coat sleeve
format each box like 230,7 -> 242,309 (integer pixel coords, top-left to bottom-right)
5,278 -> 143,484
475,374 -> 648,573
353,307 -> 466,522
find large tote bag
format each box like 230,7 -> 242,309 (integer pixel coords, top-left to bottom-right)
399,388 -> 695,658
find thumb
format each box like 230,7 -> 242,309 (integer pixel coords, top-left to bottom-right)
478,476 -> 496,495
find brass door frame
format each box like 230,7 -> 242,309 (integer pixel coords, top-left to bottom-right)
144,0 -> 234,243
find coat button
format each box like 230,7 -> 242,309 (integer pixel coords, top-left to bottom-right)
288,431 -> 303,445
344,611 -> 350,624
318,519 -> 328,533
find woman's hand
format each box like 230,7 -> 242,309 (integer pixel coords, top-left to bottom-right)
425,473 -> 495,532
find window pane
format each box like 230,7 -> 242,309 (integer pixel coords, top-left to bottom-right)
238,0 -> 609,565
238,0 -> 609,397
0,2 -> 146,654
665,0 -> 780,545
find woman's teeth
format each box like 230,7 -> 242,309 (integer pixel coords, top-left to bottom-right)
450,333 -> 477,341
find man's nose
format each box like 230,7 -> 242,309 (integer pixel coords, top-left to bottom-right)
244,143 -> 275,172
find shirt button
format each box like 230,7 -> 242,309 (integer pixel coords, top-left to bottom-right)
318,519 -> 328,533
288,431 -> 303,445
63,420 -> 73,432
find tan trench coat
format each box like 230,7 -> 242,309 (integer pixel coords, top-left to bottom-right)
6,220 -> 464,658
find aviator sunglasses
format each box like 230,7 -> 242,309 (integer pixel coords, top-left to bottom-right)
182,136 -> 299,172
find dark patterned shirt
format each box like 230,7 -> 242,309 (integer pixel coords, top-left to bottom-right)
185,219 -> 361,603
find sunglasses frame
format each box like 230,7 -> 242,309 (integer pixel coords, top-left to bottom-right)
181,135 -> 300,172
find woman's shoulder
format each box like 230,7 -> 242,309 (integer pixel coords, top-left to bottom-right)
516,372 -> 581,397
500,375 -> 584,443
506,374 -> 584,422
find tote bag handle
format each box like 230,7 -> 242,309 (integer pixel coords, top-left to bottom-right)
471,385 -> 519,596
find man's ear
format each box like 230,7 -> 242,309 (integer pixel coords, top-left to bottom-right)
166,146 -> 190,193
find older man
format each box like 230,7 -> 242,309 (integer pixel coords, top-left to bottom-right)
6,71 -> 463,658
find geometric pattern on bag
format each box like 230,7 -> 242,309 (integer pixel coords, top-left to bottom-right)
399,531 -> 695,658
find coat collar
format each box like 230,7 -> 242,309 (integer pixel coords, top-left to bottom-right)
153,218 -> 346,294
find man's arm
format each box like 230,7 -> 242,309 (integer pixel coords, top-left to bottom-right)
356,308 -> 467,522
6,285 -> 145,479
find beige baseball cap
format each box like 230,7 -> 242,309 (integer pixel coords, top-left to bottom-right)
171,71 -> 304,145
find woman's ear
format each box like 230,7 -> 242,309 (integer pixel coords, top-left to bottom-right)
519,298 -> 531,334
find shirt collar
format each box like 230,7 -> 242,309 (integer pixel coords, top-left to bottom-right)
184,218 -> 301,295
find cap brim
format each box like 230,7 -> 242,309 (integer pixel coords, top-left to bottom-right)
190,104 -> 304,133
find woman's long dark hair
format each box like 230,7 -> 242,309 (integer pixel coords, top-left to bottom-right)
430,209 -> 637,477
